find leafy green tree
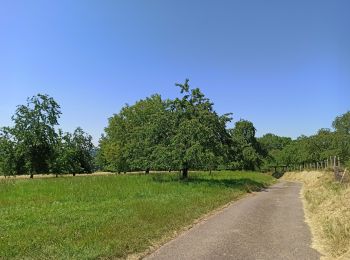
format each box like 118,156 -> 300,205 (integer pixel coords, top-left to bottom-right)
258,133 -> 292,170
122,95 -> 172,173
52,128 -> 95,176
98,80 -> 231,178
0,128 -> 16,176
11,94 -> 61,177
229,120 -> 264,170
98,95 -> 171,173
97,112 -> 129,173
333,111 -> 350,134
258,133 -> 292,152
70,127 -> 95,175
168,79 -> 231,178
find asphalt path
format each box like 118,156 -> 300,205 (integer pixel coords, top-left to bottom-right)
146,181 -> 320,260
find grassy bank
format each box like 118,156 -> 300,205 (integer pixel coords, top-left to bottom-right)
282,171 -> 350,259
0,171 -> 274,259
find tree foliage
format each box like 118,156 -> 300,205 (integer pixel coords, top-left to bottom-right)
260,114 -> 350,169
98,80 -> 232,178
2,86 -> 348,177
228,120 -> 265,170
0,94 -> 95,177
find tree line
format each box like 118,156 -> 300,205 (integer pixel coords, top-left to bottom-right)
96,80 -> 350,177
0,94 -> 95,177
96,80 -> 266,178
1,80 -> 349,178
259,112 -> 350,171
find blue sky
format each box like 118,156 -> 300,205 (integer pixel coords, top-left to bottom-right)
1,0 -> 349,144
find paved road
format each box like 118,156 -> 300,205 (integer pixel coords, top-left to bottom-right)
146,181 -> 320,260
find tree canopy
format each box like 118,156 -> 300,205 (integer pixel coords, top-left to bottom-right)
0,94 -> 95,177
98,80 -> 232,178
1,84 -> 349,177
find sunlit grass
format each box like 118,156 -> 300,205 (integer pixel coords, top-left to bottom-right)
282,171 -> 350,259
0,171 -> 274,259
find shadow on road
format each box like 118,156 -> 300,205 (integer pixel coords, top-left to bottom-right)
152,175 -> 269,192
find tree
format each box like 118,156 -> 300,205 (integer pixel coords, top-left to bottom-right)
333,111 -> 350,134
258,133 -> 292,171
228,120 -> 264,170
258,133 -> 292,152
98,95 -> 172,173
70,127 -> 95,175
168,79 -> 231,178
11,94 -> 61,177
98,112 -> 129,173
122,95 -> 172,173
0,128 -> 16,176
0,94 -> 95,177
98,79 -> 231,178
53,128 -> 95,176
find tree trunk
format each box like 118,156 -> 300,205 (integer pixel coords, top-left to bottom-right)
145,168 -> 150,174
182,168 -> 188,179
73,173 -> 76,177
56,174 -> 58,178
30,174 -> 33,179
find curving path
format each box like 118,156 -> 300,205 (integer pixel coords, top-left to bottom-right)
146,181 -> 320,260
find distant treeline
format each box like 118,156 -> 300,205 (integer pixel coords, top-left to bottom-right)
259,113 -> 350,171
1,80 -> 349,178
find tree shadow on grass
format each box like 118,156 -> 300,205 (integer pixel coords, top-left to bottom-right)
152,174 -> 269,193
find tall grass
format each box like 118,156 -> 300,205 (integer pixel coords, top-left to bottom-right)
282,171 -> 350,259
0,171 -> 274,259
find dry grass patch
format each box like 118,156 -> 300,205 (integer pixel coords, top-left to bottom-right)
282,171 -> 350,259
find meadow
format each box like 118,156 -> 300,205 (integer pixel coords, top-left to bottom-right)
0,171 -> 274,259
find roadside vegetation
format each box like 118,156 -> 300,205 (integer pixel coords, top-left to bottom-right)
0,171 -> 274,259
282,171 -> 350,259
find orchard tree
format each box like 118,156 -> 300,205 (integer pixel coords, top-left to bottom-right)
168,79 -> 231,178
52,130 -> 76,176
121,95 -> 172,173
52,128 -> 94,176
70,127 -> 95,175
258,133 -> 292,153
11,94 -> 61,177
229,120 -> 264,170
258,133 -> 292,170
98,113 -> 129,173
0,128 -> 16,176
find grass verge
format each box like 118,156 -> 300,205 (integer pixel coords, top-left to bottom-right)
0,171 -> 274,259
282,171 -> 350,260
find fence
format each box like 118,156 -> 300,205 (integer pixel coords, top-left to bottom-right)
282,156 -> 349,183
334,167 -> 349,183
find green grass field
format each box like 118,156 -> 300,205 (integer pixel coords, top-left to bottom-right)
0,171 -> 274,259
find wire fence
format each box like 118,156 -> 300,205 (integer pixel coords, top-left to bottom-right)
334,167 -> 349,183
281,156 -> 349,183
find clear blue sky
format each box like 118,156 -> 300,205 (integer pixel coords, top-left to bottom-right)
1,0 -> 349,144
